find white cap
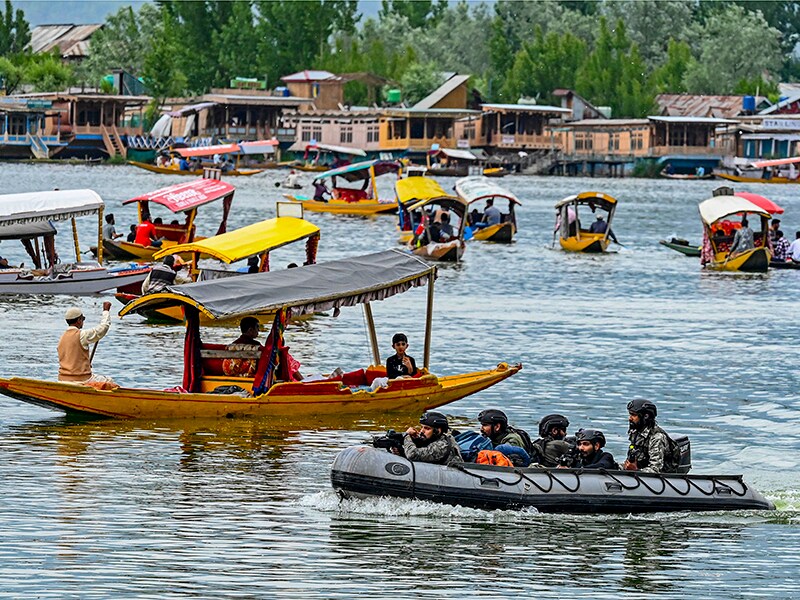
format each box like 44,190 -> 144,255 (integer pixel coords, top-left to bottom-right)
65,307 -> 83,320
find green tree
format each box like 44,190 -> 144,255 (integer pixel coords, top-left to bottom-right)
0,55 -> 23,93
415,1 -> 492,77
379,0 -> 447,29
0,0 -> 30,55
142,10 -> 187,125
399,61 -> 444,105
215,0 -> 261,80
23,52 -> 74,92
683,4 -> 781,94
651,39 -> 693,93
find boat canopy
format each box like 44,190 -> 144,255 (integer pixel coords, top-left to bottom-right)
397,177 -> 457,206
318,159 -> 402,182
435,148 -> 477,161
0,189 -> 103,226
123,179 -> 236,213
0,220 -> 57,240
152,217 -> 320,264
238,139 -> 279,155
736,192 -> 784,215
455,176 -> 521,206
752,156 -> 800,168
554,191 -> 618,210
175,143 -> 240,158
120,249 -> 435,321
698,196 -> 771,225
289,141 -> 367,156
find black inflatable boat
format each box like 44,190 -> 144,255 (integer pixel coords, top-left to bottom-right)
331,446 -> 774,514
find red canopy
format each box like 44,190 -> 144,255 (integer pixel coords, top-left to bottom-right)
736,192 -> 784,215
175,143 -> 240,158
123,179 -> 236,212
752,156 -> 800,168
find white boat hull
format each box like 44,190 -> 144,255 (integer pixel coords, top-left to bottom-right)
0,266 -> 149,295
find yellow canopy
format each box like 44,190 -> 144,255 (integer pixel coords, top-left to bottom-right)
554,191 -> 618,209
395,177 -> 467,212
153,217 -> 320,263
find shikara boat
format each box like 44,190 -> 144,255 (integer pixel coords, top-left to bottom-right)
716,156 -> 800,185
101,178 -> 236,261
117,203 -> 321,324
455,176 -> 520,243
0,250 -> 521,419
128,141 -> 275,177
698,195 -> 771,272
396,177 -> 468,262
659,238 -> 701,256
0,190 -> 149,295
659,170 -> 714,180
555,192 -> 618,253
129,161 -> 263,177
284,159 -> 401,216
285,142 -> 367,172
332,446 -> 773,513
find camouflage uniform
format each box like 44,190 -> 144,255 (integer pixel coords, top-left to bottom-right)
492,429 -> 525,449
628,425 -> 668,473
403,432 -> 462,467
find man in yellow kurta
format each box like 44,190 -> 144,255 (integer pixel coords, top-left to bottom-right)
57,302 -> 112,383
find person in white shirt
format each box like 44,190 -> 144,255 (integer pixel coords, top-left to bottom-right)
57,303 -> 112,382
787,231 -> 800,262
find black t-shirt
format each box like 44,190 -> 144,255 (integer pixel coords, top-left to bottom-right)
386,353 -> 417,379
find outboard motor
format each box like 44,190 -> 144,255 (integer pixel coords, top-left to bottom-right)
673,435 -> 692,473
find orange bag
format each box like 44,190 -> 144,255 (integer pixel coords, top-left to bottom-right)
476,450 -> 513,467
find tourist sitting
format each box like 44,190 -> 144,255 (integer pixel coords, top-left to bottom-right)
134,217 -> 162,247
103,213 -> 123,240
386,332 -> 417,379
126,225 -> 137,243
729,217 -> 755,255
438,212 -> 455,240
0,256 -> 13,269
788,231 -> 800,263
231,316 -> 262,347
476,199 -> 502,228
774,230 -> 790,262
141,255 -> 190,294
589,214 -> 618,243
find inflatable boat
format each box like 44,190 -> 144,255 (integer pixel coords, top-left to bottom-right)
331,446 -> 774,513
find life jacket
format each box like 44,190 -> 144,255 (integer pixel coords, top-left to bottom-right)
454,430 -> 493,462
476,450 -> 513,467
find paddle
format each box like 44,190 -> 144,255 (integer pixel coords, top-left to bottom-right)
89,301 -> 112,364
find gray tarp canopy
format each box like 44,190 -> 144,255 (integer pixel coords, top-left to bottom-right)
120,248 -> 436,320
0,220 -> 57,240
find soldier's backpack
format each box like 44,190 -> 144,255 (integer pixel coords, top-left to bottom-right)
454,430 -> 493,462
507,426 -> 535,456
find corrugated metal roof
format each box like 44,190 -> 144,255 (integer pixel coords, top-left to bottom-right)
413,74 -> 470,110
567,119 -> 650,127
28,24 -> 101,57
482,103 -> 571,114
649,116 -> 737,124
201,93 -> 311,107
759,92 -> 800,115
281,70 -> 336,83
655,94 -> 762,119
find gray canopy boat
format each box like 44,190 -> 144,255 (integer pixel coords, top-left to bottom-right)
331,446 -> 774,514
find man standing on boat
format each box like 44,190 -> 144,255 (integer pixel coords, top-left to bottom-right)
624,399 -> 668,473
57,303 -> 112,383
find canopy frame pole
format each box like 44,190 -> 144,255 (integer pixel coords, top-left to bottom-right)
185,208 -> 197,243
71,217 -> 81,262
424,270 -> 434,370
363,302 -> 380,366
369,165 -> 378,201
97,204 -> 104,264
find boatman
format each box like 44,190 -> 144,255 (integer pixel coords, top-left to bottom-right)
589,214 -> 618,244
141,255 -> 190,295
624,399 -> 669,473
400,412 -> 462,466
57,302 -> 112,383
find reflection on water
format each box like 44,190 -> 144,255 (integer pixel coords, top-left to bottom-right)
1,166 -> 800,596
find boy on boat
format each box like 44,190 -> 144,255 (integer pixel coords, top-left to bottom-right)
386,332 -> 417,379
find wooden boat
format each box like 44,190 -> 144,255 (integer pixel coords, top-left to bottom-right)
555,192 -> 619,253
0,189 -> 150,295
284,159 -> 400,216
699,194 -> 772,272
129,140 -> 278,177
659,170 -> 714,180
129,160 -> 263,177
117,203 -> 321,325
102,178 -> 236,261
332,446 -> 774,513
395,177 -> 468,262
716,156 -> 800,184
285,142 -> 367,172
0,250 -> 521,419
455,176 -> 520,243
659,238 -> 701,257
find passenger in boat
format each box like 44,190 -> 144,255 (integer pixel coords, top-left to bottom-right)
530,414 -> 572,468
477,409 -> 531,467
134,217 -> 162,247
624,399 -> 668,473
438,212 -> 455,240
102,214 -> 123,240
126,225 -> 137,242
57,303 -> 113,383
769,219 -> 781,242
787,231 -> 800,262
284,170 -> 299,188
477,199 -> 502,228
386,333 -> 417,379
400,411 -> 462,466
568,429 -> 618,470
179,157 -> 189,171
231,317 -> 262,347
141,255 -> 190,294
312,179 -> 330,202
773,230 -> 790,262
729,217 -> 755,255
589,214 -> 618,243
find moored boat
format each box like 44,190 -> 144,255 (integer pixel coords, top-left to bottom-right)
659,238 -> 701,257
699,194 -> 772,272
555,192 -> 619,253
455,176 -> 520,243
0,250 -> 520,419
331,446 -> 774,513
129,160 -> 263,177
285,142 -> 367,172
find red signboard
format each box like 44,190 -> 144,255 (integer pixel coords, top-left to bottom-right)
124,179 -> 236,212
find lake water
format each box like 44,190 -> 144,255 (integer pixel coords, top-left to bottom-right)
0,164 -> 798,598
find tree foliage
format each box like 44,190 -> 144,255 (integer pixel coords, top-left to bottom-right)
0,0 -> 30,55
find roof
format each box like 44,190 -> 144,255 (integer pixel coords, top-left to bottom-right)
28,24 -> 102,57
201,93 -> 310,107
555,191 -> 618,209
649,116 -> 737,125
383,108 -> 480,118
567,119 -> 650,128
0,220 -> 57,241
455,177 -> 521,206
698,196 -> 770,225
123,179 -> 235,213
119,249 -> 435,321
0,189 -> 103,226
395,177 -> 467,212
481,103 -> 571,115
317,160 -> 402,182
176,143 -> 239,158
281,70 -> 337,83
287,141 -> 367,156
238,140 -> 279,155
752,156 -> 800,168
437,148 -> 477,161
413,74 -> 471,110
655,94 -> 759,119
167,101 -> 217,117
736,192 -> 783,215
760,92 -> 800,115
153,217 -> 320,264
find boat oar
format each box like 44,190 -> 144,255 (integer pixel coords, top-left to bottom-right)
89,341 -> 99,364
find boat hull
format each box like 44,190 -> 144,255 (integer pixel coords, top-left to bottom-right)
331,446 -> 775,513
0,363 -> 520,419
707,247 -> 771,273
716,172 -> 796,185
0,267 -> 149,295
559,233 -> 609,253
284,195 -> 397,216
102,239 -> 200,261
410,239 -> 465,261
659,239 -> 701,257
128,161 -> 263,177
472,222 -> 515,243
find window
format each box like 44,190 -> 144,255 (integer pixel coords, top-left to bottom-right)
340,125 -> 353,144
607,133 -> 619,151
575,132 -> 593,151
631,131 -> 644,151
463,122 -> 476,140
301,126 -> 312,142
367,125 -> 379,143
312,126 -> 322,141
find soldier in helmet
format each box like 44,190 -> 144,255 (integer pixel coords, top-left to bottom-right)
570,429 -> 618,470
401,411 -> 462,466
477,408 -> 530,466
624,399 -> 668,473
530,414 -> 572,467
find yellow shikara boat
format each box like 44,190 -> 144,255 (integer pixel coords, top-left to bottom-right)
716,156 -> 800,185
129,161 -> 263,177
284,159 -> 401,216
117,203 -> 321,325
102,178 -> 236,261
0,249 -> 520,419
396,177 -> 468,262
698,193 -> 772,273
555,192 -> 619,253
455,176 -> 521,243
